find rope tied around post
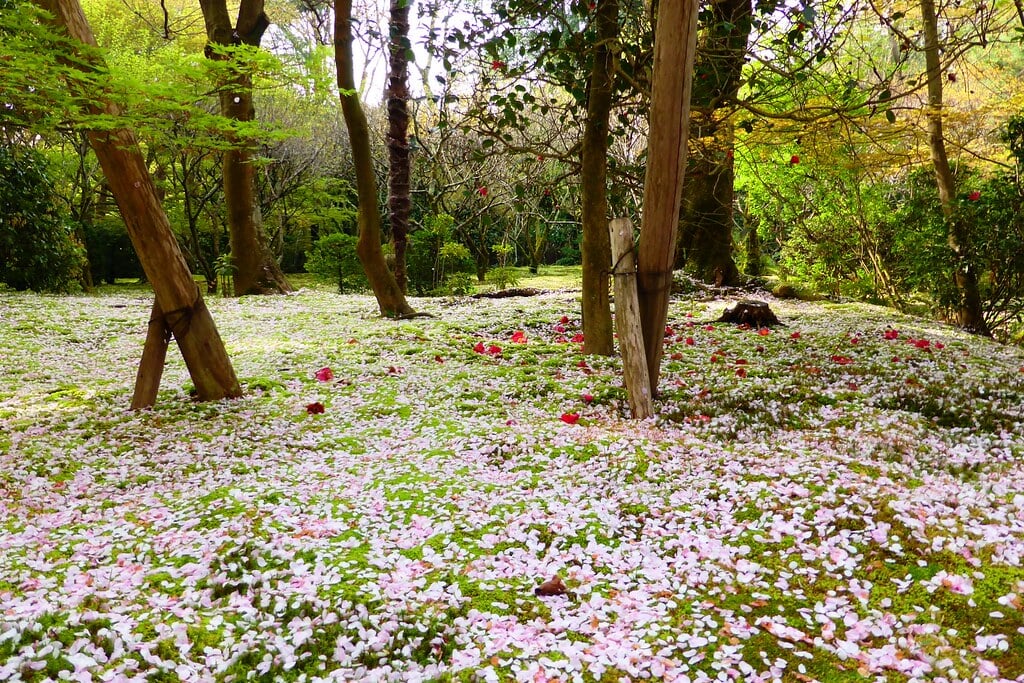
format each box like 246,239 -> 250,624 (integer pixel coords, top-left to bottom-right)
156,284 -> 202,341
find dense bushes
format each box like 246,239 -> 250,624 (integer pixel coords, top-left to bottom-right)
0,146 -> 86,293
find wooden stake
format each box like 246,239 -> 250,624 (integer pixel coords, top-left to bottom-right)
131,300 -> 170,410
609,218 -> 654,420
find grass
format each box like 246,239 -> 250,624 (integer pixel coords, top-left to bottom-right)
1,269 -> 1023,682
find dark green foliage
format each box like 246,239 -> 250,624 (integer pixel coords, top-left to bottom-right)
0,146 -> 86,293
82,217 -> 143,284
305,232 -> 367,293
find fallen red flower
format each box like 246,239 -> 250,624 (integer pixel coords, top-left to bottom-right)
315,367 -> 334,382
487,344 -> 502,355
473,342 -> 486,354
560,412 -> 580,425
305,402 -> 325,414
830,355 -> 854,365
511,330 -> 527,344
571,333 -> 585,343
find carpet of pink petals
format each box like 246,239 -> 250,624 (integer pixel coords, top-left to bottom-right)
1,287 -> 1022,683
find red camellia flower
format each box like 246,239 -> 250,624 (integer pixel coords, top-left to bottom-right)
577,359 -> 590,369
571,333 -> 585,343
582,393 -> 594,404
478,186 -> 488,196
670,352 -> 684,360
491,59 -> 506,70
685,337 -> 695,346
473,342 -> 486,354
315,367 -> 334,382
968,191 -> 981,201
560,412 -> 580,424
487,344 -> 502,355
305,401 -> 325,414
758,328 -> 771,336
736,367 -> 748,378
511,330 -> 527,344
790,331 -> 801,340
790,154 -> 800,165
830,355 -> 854,365
560,315 -> 570,324
884,329 -> 900,340
665,326 -> 674,337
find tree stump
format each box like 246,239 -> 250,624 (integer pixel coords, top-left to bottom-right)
717,300 -> 781,327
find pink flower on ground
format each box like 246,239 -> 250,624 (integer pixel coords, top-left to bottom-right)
315,367 -> 334,382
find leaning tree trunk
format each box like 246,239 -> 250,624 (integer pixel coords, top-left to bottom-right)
637,0 -> 699,396
386,0 -> 412,293
920,0 -> 989,335
39,0 -> 242,406
198,0 -> 292,296
578,0 -> 618,356
335,0 -> 415,317
675,0 -> 751,286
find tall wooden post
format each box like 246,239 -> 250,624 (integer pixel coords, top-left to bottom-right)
40,0 -> 243,406
609,218 -> 654,419
637,0 -> 700,395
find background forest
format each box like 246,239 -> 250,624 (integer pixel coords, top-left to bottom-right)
2,0 -> 1024,341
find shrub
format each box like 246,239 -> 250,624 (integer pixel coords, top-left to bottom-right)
0,146 -> 86,293
305,232 -> 367,293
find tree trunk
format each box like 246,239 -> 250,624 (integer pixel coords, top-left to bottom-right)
675,0 -> 751,285
578,0 -> 618,356
40,0 -> 242,405
676,141 -> 741,284
920,0 -> 989,335
637,0 -> 700,395
198,0 -> 292,296
386,0 -> 412,293
335,0 -> 416,317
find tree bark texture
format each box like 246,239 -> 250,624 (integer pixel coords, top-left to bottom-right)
676,0 -> 751,285
335,0 -> 416,317
920,0 -> 989,334
676,141 -> 740,285
40,0 -> 242,404
609,218 -> 653,419
637,0 -> 699,395
386,0 -> 412,294
198,0 -> 292,296
578,0 -> 618,356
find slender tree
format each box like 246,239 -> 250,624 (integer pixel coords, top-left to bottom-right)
335,0 -> 416,316
36,0 -> 242,406
919,0 -> 989,334
198,0 -> 292,296
386,0 -> 412,293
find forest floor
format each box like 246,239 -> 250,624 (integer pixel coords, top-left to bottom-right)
1,272 -> 1023,683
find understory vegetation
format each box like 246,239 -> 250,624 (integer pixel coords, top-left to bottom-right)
1,277 -> 1022,682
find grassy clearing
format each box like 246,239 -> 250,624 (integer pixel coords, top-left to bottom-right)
1,272 -> 1022,682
